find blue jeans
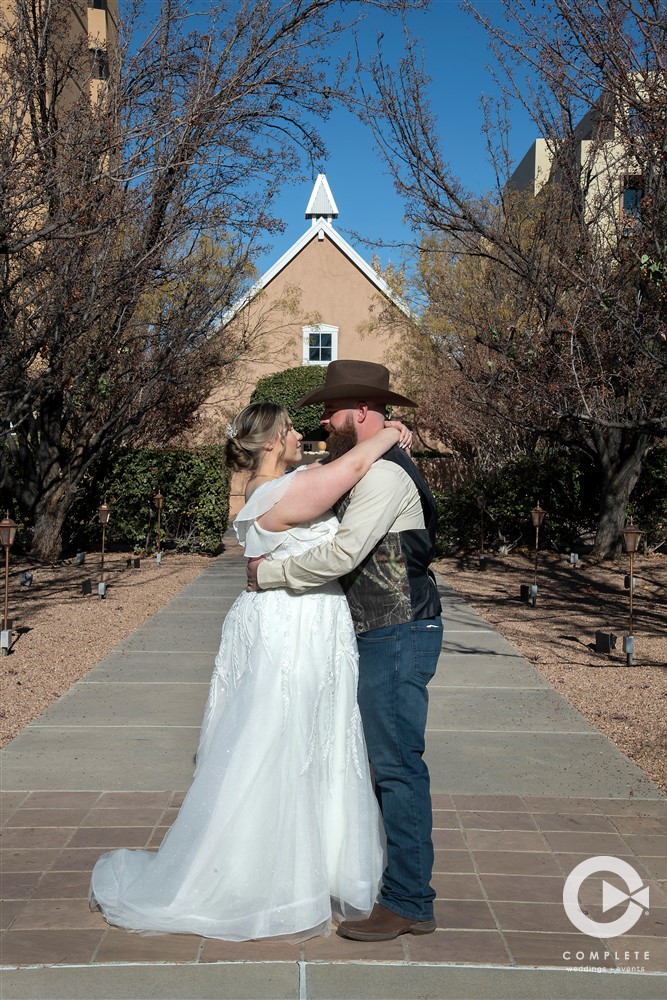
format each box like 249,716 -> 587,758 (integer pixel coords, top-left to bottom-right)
356,616 -> 443,921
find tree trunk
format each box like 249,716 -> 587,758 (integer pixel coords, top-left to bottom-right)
591,431 -> 649,559
29,479 -> 72,562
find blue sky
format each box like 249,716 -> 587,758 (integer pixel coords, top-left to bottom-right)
134,2 -> 539,275
253,1 -> 538,275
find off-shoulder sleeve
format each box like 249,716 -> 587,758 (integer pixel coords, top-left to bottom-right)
233,467 -> 306,557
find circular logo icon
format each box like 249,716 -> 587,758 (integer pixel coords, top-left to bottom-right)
563,856 -> 649,937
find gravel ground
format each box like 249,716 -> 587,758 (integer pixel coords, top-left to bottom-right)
435,551 -> 667,794
0,551 -> 207,747
2,547 -> 665,795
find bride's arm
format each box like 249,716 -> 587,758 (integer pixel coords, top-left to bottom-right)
300,421 -> 412,472
259,425 -> 402,532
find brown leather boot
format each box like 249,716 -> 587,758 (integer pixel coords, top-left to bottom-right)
337,903 -> 436,941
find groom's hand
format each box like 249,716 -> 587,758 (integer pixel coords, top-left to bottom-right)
246,556 -> 266,592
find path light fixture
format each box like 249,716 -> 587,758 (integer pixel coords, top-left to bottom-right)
154,491 -> 164,565
97,501 -> 111,599
476,494 -> 487,570
530,501 -> 546,607
621,519 -> 641,666
0,512 -> 18,655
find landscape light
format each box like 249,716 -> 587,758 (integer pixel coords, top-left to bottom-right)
154,491 -> 164,564
530,501 -> 546,606
97,502 -> 111,598
621,519 -> 641,665
0,512 -> 18,655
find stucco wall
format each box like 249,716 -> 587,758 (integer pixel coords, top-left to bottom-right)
199,229 -> 407,438
198,226 -> 409,517
509,138 -> 553,195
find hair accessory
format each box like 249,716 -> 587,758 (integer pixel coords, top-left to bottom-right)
225,423 -> 237,439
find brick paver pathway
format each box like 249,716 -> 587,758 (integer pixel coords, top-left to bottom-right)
2,790 -> 666,972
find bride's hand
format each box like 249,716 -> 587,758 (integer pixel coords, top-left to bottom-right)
246,556 -> 265,592
384,419 -> 412,451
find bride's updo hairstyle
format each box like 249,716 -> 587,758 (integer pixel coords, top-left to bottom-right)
225,402 -> 291,473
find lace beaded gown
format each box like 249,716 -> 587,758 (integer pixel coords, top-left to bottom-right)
90,470 -> 384,940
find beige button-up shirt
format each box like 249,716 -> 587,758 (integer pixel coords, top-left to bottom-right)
256,460 -> 425,593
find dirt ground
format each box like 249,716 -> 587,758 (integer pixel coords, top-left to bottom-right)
434,551 -> 667,795
0,550 -> 207,747
1,546 -> 665,795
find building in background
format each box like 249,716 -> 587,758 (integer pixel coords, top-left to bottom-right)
209,174 -> 411,405
85,0 -> 119,103
0,1 -> 119,104
509,84 -> 653,237
201,173 -> 413,416
202,174 -> 414,514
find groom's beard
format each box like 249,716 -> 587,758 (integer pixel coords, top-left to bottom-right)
323,417 -> 357,463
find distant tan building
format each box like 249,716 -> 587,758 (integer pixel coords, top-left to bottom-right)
0,1 -> 119,103
85,0 -> 119,102
202,174 -> 414,513
509,138 -> 553,197
509,87 -> 652,235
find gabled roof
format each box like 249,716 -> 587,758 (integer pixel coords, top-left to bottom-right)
223,176 -> 413,323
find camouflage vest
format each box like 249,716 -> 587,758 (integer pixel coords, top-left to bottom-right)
333,447 -> 442,634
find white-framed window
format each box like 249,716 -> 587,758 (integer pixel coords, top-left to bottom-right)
302,324 -> 338,366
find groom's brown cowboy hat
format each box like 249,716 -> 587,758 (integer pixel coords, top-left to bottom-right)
297,360 -> 417,408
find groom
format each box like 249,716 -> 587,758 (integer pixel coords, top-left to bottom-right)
247,360 -> 443,941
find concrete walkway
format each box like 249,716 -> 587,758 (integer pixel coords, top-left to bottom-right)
1,535 -> 665,999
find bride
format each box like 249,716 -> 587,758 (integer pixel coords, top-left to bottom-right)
89,401 -> 411,941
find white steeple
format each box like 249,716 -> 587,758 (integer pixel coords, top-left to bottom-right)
305,174 -> 338,226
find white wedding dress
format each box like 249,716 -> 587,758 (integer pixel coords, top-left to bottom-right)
90,470 -> 384,940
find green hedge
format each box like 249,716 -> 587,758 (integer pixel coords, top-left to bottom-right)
66,447 -> 230,555
432,448 -> 597,555
431,445 -> 667,556
251,365 -> 327,437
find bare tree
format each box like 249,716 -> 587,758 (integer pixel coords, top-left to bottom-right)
0,0 -> 423,560
359,0 -> 667,557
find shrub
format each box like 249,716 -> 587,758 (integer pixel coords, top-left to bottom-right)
431,448 -> 597,555
251,365 -> 327,437
629,445 -> 667,552
65,447 -> 230,555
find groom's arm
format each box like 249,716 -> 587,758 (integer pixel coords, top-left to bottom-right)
255,462 -> 419,593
